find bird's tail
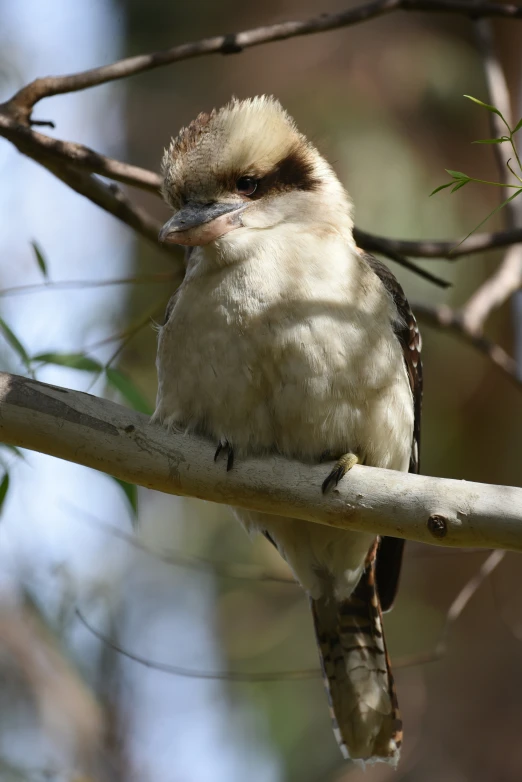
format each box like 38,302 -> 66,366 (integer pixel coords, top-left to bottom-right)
310,541 -> 401,766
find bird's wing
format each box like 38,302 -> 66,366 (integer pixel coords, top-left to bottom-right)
358,251 -> 423,611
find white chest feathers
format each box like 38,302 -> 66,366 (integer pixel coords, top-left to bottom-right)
154,231 -> 414,471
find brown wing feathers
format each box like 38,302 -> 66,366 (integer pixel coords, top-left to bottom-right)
359,252 -> 423,611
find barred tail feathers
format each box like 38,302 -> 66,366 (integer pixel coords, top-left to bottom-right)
310,545 -> 402,765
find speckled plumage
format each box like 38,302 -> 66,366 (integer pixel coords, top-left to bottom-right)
154,96 -> 421,765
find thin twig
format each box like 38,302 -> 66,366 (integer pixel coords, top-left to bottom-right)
5,0 -> 522,122
489,553 -> 522,641
395,549 -> 505,667
76,550 -> 505,682
67,504 -> 296,584
83,299 -> 168,356
0,273 -> 176,298
76,608 -> 316,681
104,302 -> 169,368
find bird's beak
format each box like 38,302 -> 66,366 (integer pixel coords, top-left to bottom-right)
158,201 -> 246,247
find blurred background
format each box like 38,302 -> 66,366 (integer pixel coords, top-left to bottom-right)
1,1 -> 522,780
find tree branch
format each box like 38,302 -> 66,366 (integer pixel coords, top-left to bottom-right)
413,301 -> 521,387
0,113 -> 161,194
4,1 -> 522,122
353,226 -> 522,258
461,20 -> 522,334
1,371 -> 522,552
462,244 -> 522,333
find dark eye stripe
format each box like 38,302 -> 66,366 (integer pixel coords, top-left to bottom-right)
251,149 -> 319,198
215,147 -> 319,198
274,149 -> 318,191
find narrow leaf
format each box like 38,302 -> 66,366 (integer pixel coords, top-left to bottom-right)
0,318 -> 31,369
33,352 -> 103,372
105,368 -> 152,414
1,444 -> 25,460
472,138 -> 507,144
512,116 -> 522,134
464,94 -> 507,125
451,180 -> 469,193
446,170 -> 470,181
31,241 -> 48,279
0,473 -> 9,516
430,182 -> 453,196
113,477 -> 138,520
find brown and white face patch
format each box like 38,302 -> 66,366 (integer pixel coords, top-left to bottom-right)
233,146 -> 320,200
161,97 -> 321,211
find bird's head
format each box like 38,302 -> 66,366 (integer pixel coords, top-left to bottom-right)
159,96 -> 353,260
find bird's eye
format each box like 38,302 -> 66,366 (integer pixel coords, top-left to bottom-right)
236,176 -> 258,196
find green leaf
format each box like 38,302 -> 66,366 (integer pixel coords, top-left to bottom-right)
430,182 -> 453,196
464,94 -> 507,125
451,180 -> 469,193
1,444 -> 25,460
105,368 -> 152,414
0,473 -> 9,516
31,241 -> 48,279
446,169 -> 470,181
33,352 -> 102,371
113,477 -> 138,520
512,116 -> 522,134
472,138 -> 508,144
0,318 -> 31,369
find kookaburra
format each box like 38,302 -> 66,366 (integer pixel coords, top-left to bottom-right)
154,96 -> 422,766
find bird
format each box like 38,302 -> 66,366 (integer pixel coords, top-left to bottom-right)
153,96 -> 422,766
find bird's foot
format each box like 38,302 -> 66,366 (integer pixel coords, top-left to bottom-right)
322,452 -> 359,494
214,438 -> 234,472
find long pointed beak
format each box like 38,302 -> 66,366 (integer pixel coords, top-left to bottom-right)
158,201 -> 246,246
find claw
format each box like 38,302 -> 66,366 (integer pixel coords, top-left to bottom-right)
214,439 -> 226,462
226,448 -> 234,472
214,438 -> 234,472
322,452 -> 359,494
